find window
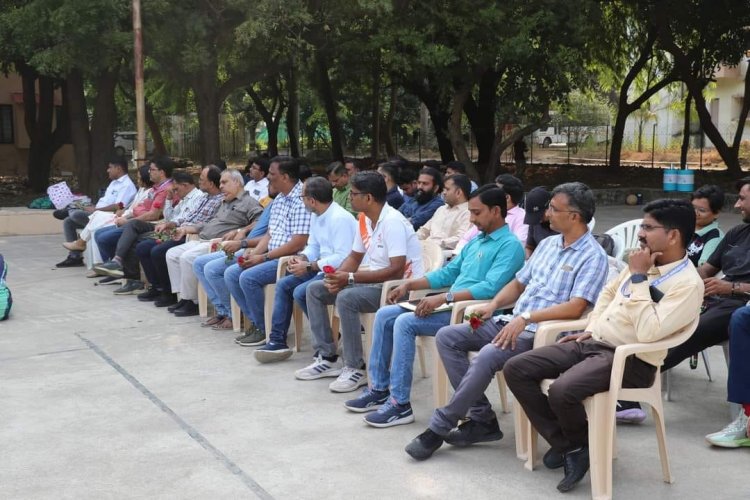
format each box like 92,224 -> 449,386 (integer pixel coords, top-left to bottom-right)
0,105 -> 13,144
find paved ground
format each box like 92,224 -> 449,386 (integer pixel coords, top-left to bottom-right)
1,206 -> 747,499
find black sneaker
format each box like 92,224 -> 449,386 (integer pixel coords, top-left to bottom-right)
97,276 -> 121,285
137,287 -> 161,302
56,256 -> 84,268
173,300 -> 199,317
557,445 -> 590,493
113,280 -> 145,295
167,299 -> 188,313
444,418 -> 503,447
543,447 -> 565,469
155,293 -> 178,308
405,429 -> 445,461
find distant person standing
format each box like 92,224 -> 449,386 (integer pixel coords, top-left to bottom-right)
244,158 -> 270,202
513,138 -> 528,171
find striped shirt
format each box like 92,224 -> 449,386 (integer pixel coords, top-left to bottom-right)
178,192 -> 224,227
508,231 -> 608,331
163,187 -> 205,224
267,181 -> 311,251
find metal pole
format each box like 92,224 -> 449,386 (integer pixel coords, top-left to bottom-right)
567,125 -> 571,165
132,0 -> 146,162
651,122 -> 657,169
418,127 -> 421,163
605,124 -> 609,167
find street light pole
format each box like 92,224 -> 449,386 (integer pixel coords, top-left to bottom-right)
651,122 -> 657,169
132,0 -> 146,163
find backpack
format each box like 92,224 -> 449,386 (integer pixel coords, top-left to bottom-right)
593,233 -> 616,257
0,254 -> 11,321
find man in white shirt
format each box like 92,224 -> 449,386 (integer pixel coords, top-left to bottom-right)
243,157 -> 270,201
417,174 -> 472,250
57,157 -> 137,267
297,171 -> 424,392
254,176 -> 358,363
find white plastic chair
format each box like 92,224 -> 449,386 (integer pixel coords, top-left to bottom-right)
605,218 -> 642,261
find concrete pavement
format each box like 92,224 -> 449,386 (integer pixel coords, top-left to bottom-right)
0,205 -> 747,499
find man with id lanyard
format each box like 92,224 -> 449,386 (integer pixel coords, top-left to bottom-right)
503,199 -> 703,493
405,182 -> 608,459
344,184 -> 525,427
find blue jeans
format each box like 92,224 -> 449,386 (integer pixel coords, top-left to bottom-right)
268,272 -> 321,345
728,306 -> 750,405
369,304 -> 452,404
225,259 -> 279,333
94,225 -> 124,262
193,251 -> 235,318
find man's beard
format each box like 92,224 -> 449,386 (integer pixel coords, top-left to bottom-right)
414,189 -> 434,205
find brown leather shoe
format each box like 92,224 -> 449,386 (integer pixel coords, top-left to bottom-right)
201,315 -> 225,328
63,239 -> 86,252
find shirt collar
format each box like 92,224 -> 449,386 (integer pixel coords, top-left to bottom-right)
554,230 -> 593,251
482,224 -> 510,241
648,254 -> 690,277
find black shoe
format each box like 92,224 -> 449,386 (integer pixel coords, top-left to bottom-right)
137,287 -> 161,302
444,418 -> 503,447
155,293 -> 178,308
56,256 -> 84,268
167,299 -> 188,313
97,276 -> 121,285
557,445 -> 590,493
543,447 -> 565,469
405,429 -> 445,460
173,301 -> 199,317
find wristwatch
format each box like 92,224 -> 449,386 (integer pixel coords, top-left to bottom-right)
348,272 -> 355,286
306,262 -> 313,272
240,240 -> 248,249
445,291 -> 455,304
264,253 -> 271,261
631,273 -> 648,284
520,311 -> 532,323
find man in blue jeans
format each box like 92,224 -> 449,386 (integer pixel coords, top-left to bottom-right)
346,185 -> 525,427
254,176 -> 357,363
226,156 -> 311,347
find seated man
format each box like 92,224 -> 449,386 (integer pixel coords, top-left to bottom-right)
504,199 -> 703,493
193,185 -> 278,329
378,162 -> 405,210
56,156 -> 137,268
405,182 -> 608,459
687,184 -> 725,266
705,305 -> 750,448
523,186 -> 558,259
134,166 -> 224,303
444,160 -> 478,192
227,156 -> 311,345
326,161 -> 356,216
254,176 -> 357,362
416,174 -> 472,251
399,166 -> 445,231
347,185 -> 525,427
243,157 -> 270,201
296,171 -> 424,392
399,168 -> 418,205
162,169 -> 263,315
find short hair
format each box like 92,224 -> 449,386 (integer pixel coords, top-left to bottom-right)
691,185 -> 725,213
387,155 -> 408,168
378,162 -> 400,183
643,199 -> 695,249
222,168 -> 245,186
138,163 -> 153,187
351,171 -> 387,203
172,171 -> 194,185
271,156 -> 300,181
326,161 -> 344,176
423,159 -> 442,169
469,184 -> 508,218
444,161 -> 466,174
248,157 -> 270,176
109,155 -> 128,171
419,166 -> 444,193
551,182 -> 596,223
446,174 -> 471,200
399,167 -> 418,185
204,165 -> 222,189
151,155 -> 175,177
345,158 -> 362,172
298,163 -> 312,181
213,159 -> 227,171
735,176 -> 750,192
304,176 -> 333,203
494,174 -> 524,205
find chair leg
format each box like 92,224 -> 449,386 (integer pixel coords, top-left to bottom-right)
586,394 -> 615,500
650,400 -> 674,484
513,403 -> 529,461
701,349 -> 713,382
263,286 -> 275,343
292,305 -> 304,353
197,283 -> 208,318
433,347 -> 450,408
664,370 -> 672,402
231,297 -> 242,333
524,418 -> 538,471
497,371 -> 510,414
416,341 -> 428,378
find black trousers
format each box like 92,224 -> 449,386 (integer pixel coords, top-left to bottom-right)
504,340 -> 656,451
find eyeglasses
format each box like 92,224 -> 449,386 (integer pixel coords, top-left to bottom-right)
349,191 -> 369,199
546,203 -> 579,215
298,195 -> 309,200
639,224 -> 665,231
692,206 -> 711,214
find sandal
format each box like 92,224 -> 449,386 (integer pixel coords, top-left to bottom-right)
201,315 -> 225,328
212,317 -> 234,331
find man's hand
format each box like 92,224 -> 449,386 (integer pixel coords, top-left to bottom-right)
222,240 -> 242,254
323,271 -> 349,294
413,294 -> 445,317
114,216 -> 128,227
154,222 -> 172,233
115,209 -> 124,217
472,302 -> 497,320
287,256 -> 310,277
703,277 -> 732,296
84,205 -> 96,214
491,316 -> 527,350
387,283 -> 410,304
239,252 -> 265,269
221,229 -> 242,242
628,246 -> 661,275
558,331 -> 593,344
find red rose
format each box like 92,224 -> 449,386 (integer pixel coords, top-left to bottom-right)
469,317 -> 483,330
322,265 -> 335,274
238,256 -> 246,265
210,242 -> 218,252
155,239 -> 162,244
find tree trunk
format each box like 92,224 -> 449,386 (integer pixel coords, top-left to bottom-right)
487,122 -> 543,183
193,75 -> 220,165
286,61 -> 300,157
402,79 -> 454,162
67,70 -> 92,188
315,53 -> 344,161
145,103 -> 168,155
463,69 -> 500,168
87,69 -> 119,197
382,84 -> 397,157
680,90 -> 692,168
246,86 -> 286,157
447,85 -> 474,175
370,62 -> 381,159
51,79 -> 71,151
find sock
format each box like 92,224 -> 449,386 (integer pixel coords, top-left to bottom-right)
322,354 -> 338,363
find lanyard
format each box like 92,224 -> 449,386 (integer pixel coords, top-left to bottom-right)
620,258 -> 690,298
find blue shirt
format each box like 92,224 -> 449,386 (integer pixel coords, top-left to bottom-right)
510,231 -> 609,331
399,195 -> 444,231
386,186 -> 405,210
426,224 -> 525,300
302,202 -> 358,271
248,202 -> 273,239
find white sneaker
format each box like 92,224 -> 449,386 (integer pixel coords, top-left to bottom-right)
329,367 -> 368,393
294,355 -> 342,380
705,413 -> 750,448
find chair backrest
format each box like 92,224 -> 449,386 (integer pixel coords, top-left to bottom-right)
587,216 -> 596,233
605,218 -> 642,261
420,240 -> 445,273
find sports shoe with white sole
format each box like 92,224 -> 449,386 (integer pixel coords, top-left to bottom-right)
705,413 -> 750,448
364,397 -> 415,428
344,387 -> 389,413
329,367 -> 367,393
295,355 -> 342,380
